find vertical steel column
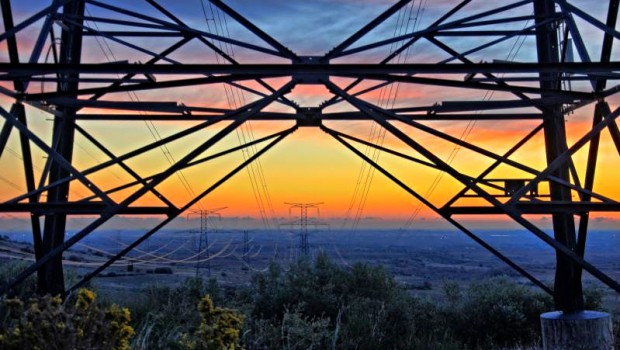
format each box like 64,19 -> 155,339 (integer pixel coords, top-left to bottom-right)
40,0 -> 84,296
534,0 -> 583,311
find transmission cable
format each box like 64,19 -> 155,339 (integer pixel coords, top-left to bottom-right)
85,7 -> 204,210
344,1 -> 427,232
401,17 -> 532,230
201,0 -> 276,230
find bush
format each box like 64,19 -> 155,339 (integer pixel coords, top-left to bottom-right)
244,253 -> 450,349
0,260 -> 36,300
447,277 -> 553,348
0,289 -> 134,350
180,295 -> 244,350
131,277 -> 224,350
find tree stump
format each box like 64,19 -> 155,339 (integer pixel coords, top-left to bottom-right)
540,311 -> 614,350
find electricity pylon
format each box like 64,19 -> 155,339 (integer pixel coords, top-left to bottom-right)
188,207 -> 226,277
280,202 -> 328,257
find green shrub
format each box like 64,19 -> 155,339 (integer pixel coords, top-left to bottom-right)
0,260 -> 36,300
245,253 -> 450,349
180,295 -> 244,350
131,277 -> 225,350
0,288 -> 133,350
131,279 -> 204,349
448,277 -> 553,348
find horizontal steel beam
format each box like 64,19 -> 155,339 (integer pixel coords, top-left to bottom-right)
445,202 -> 620,215
0,62 -> 618,78
0,203 -> 174,215
73,111 -> 543,121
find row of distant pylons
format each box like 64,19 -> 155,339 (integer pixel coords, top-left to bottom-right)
189,202 -> 328,276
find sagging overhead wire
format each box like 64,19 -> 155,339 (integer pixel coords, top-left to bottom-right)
401,16 -> 532,231
84,6 -> 204,210
201,0 -> 276,230
343,0 -> 428,232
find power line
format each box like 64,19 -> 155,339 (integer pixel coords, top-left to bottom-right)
401,16 -> 532,231
200,1 -> 276,230
344,0 -> 426,232
84,7 -> 203,209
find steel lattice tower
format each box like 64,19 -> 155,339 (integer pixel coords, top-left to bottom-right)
0,0 -> 618,313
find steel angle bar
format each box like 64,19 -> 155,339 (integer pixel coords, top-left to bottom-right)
327,82 -> 609,203
506,104 -> 620,206
2,62 -> 620,77
554,0 -> 620,41
325,0 -> 412,59
557,3 -> 596,90
20,0 -> 58,92
73,124 -> 176,209
86,36 -> 193,104
383,0 -> 471,64
66,18 -> 193,65
74,15 -> 175,31
145,0 -> 297,109
74,16 -> 292,109
322,125 -> 553,295
0,106 -> 114,205
423,36 -> 539,111
327,81 -> 620,293
13,103 -> 44,260
5,81 -> 291,205
0,81 -> 296,295
455,15 -> 536,29
76,126 -> 297,203
209,0 -> 298,60
322,126 -> 437,170
39,100 -> 183,113
575,102 -> 605,265
5,114 -> 223,204
81,31 -> 184,37
445,203 -> 620,215
0,0 -> 70,43
0,118 -> 11,159
0,203 -> 174,215
323,111 -> 542,121
336,0 -> 534,57
403,99 -> 567,112
65,124 -> 297,295
442,123 -> 546,209
84,0 -> 284,57
339,73 -> 592,100
323,0 -> 469,108
434,30 -> 536,36
1,0 -> 23,91
25,73 -> 280,100
596,0 -> 620,92
323,125 -> 504,192
428,16 -> 563,67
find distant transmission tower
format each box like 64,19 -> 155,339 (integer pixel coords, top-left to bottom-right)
188,207 -> 226,277
280,202 -> 328,257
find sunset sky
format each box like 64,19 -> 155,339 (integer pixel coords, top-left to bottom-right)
1,0 -> 619,231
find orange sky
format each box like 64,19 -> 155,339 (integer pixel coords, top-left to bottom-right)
0,0 -> 619,230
